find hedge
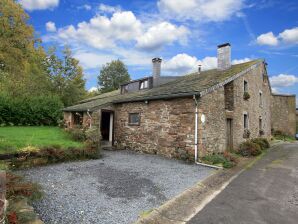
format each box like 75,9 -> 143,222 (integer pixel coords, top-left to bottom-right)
0,93 -> 63,126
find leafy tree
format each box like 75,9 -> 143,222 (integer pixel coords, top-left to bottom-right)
98,60 -> 130,93
0,0 -> 50,96
45,47 -> 87,106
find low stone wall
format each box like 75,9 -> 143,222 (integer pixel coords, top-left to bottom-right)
0,171 -> 6,224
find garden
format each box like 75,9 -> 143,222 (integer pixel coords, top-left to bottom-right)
0,125 -> 101,223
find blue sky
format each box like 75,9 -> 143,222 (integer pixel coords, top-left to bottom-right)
20,0 -> 298,105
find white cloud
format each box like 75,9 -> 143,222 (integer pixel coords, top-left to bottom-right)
46,21 -> 56,32
278,27 -> 298,44
256,32 -> 279,46
158,0 -> 244,22
77,4 -> 92,10
73,51 -> 116,69
232,58 -> 251,64
163,55 -> 256,75
271,87 -> 279,94
257,27 -> 298,46
19,0 -> 59,11
56,11 -> 142,49
270,74 -> 298,87
88,87 -> 98,92
136,22 -> 189,50
163,54 -> 217,75
98,3 -> 120,13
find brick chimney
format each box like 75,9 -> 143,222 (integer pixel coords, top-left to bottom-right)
217,43 -> 231,70
152,57 -> 162,86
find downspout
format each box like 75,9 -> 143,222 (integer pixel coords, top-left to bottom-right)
193,95 -> 222,169
87,109 -> 92,128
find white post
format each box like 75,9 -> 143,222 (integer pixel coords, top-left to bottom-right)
195,105 -> 198,162
109,113 -> 113,143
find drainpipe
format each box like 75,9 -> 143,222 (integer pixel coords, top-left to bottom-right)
193,95 -> 222,169
87,109 -> 92,128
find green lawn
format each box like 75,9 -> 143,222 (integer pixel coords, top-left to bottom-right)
0,126 -> 84,154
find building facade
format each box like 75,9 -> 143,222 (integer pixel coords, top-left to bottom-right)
271,94 -> 296,137
63,43 -> 295,161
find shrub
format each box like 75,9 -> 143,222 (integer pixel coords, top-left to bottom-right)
243,92 -> 250,100
238,141 -> 262,157
9,146 -> 101,169
67,128 -> 86,142
272,130 -> 295,141
0,93 -> 63,126
251,138 -> 270,150
243,129 -> 251,138
202,152 -> 237,168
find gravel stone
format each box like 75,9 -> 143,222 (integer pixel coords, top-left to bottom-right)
18,150 -> 212,224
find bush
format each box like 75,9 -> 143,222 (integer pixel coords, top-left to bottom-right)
251,138 -> 270,150
9,146 -> 100,169
243,92 -> 250,100
0,93 -> 63,126
272,130 -> 295,141
238,141 -> 262,157
67,128 -> 86,142
202,151 -> 238,168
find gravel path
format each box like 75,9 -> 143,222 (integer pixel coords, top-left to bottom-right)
19,150 -> 213,224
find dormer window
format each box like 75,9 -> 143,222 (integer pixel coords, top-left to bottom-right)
140,80 -> 149,89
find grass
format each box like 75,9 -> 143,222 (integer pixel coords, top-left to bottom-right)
0,126 -> 84,154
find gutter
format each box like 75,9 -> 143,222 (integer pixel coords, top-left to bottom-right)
193,95 -> 222,169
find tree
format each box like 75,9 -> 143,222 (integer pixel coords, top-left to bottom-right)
98,60 -> 130,93
0,0 -> 50,97
45,47 -> 87,106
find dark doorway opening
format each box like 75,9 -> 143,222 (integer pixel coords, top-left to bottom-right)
101,111 -> 111,141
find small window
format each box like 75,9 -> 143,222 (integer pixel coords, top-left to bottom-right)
140,80 -> 149,89
129,113 -> 140,125
259,92 -> 263,107
244,114 -> 249,129
244,80 -> 248,92
259,117 -> 262,130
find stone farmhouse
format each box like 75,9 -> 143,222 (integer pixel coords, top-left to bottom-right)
63,43 -> 296,160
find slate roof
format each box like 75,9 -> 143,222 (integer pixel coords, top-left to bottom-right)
63,59 -> 263,112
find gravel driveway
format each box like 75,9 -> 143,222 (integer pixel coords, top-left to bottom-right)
19,150 -> 213,224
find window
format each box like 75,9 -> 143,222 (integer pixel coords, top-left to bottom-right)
73,112 -> 83,126
259,91 -> 263,107
140,80 -> 149,89
244,80 -> 248,92
244,114 -> 249,129
129,113 -> 140,125
259,117 -> 262,130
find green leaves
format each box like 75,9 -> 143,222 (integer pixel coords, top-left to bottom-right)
0,93 -> 63,126
98,59 -> 131,93
46,46 -> 87,106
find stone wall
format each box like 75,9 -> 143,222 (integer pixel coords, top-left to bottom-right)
271,94 -> 296,137
198,88 -> 226,155
63,112 -> 72,128
224,81 -> 234,110
63,112 -> 92,129
296,109 -> 298,133
114,98 -> 195,159
231,62 -> 272,148
113,63 -> 272,158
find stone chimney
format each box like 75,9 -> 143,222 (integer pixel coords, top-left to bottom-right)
152,57 -> 162,86
217,43 -> 231,70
